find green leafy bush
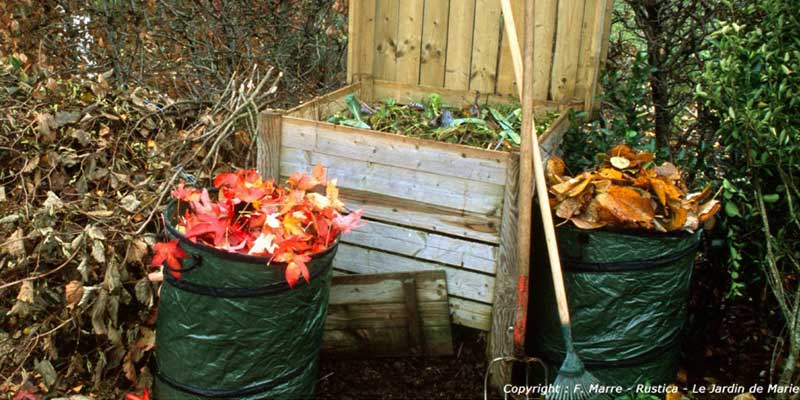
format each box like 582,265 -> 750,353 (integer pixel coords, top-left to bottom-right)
698,0 -> 800,387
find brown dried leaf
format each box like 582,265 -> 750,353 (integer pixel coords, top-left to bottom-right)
65,281 -> 84,310
698,199 -> 721,222
686,184 -> 712,203
650,177 -> 682,207
556,197 -> 582,219
569,199 -> 607,229
655,162 -> 681,180
546,156 -> 566,185
607,144 -> 637,160
567,176 -> 594,197
596,185 -> 655,228
598,168 -> 626,181
551,177 -> 581,196
2,228 -> 26,259
665,201 -> 689,232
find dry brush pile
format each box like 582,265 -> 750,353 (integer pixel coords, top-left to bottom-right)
0,55 -> 281,397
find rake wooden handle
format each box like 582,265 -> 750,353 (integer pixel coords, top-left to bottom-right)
502,0 -> 572,329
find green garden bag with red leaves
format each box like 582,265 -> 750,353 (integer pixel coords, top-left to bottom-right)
151,166 -> 362,399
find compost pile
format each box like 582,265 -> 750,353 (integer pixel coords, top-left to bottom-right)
546,145 -> 721,232
0,55 -> 280,397
327,93 -> 558,150
158,167 -> 363,285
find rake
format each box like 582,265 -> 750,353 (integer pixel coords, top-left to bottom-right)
500,0 -> 599,399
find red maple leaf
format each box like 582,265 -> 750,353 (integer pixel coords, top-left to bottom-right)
183,212 -> 229,246
150,240 -> 188,279
333,208 -> 365,235
12,390 -> 40,400
171,183 -> 201,202
125,388 -> 151,400
284,253 -> 312,287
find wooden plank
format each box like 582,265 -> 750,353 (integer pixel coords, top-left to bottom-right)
488,150 -> 520,388
348,0 -> 377,82
280,147 -> 505,216
549,0 -> 586,104
449,297 -> 492,331
599,0 -> 615,75
329,270 -> 448,304
539,108 -> 577,164
333,243 -> 495,303
330,270 -> 491,331
395,0 -> 425,84
374,79 -> 519,109
532,0 -> 557,101
342,220 -> 497,274
336,187 -> 501,244
323,271 -> 453,357
418,0 -> 450,87
284,116 -> 508,185
469,0 -> 502,93
285,82 -> 362,120
575,0 -> 600,101
496,0 -> 525,97
282,114 -> 509,184
403,277 -> 424,354
373,0 -> 400,81
585,0 -> 611,113
444,0 -> 476,90
256,110 -> 282,181
347,0 -> 361,82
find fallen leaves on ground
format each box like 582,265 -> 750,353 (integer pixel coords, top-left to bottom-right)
547,145 -> 720,232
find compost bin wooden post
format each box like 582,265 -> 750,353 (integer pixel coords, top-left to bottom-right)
257,109 -> 283,180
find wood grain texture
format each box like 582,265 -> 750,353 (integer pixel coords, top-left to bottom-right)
285,82 -> 362,120
323,271 -> 453,357
496,0 -> 524,97
341,219 -> 498,274
487,151 -> 519,388
281,147 -> 504,215
256,110 -> 282,181
348,0 -> 377,82
419,0 -> 451,87
532,0 -> 557,100
469,0 -> 502,93
396,0 -> 425,84
444,0 -> 476,90
449,296 -> 493,331
333,243 -> 495,303
549,0 -> 586,104
374,0 -> 400,81
575,0 -> 600,101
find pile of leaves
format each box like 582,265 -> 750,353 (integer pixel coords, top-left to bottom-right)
154,166 -> 363,286
327,93 -> 558,150
546,145 -> 721,232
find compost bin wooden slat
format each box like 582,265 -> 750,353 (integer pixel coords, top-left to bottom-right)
280,148 -> 504,215
469,0 -> 503,93
333,243 -> 494,304
550,0 -> 586,104
374,0 -> 400,81
396,0 -> 424,84
347,0 -> 376,83
334,187 -> 501,244
341,220 -> 497,274
323,271 -> 453,357
449,296 -> 492,331
496,0 -> 525,96
285,82 -> 362,120
418,0 -> 450,87
281,114 -> 509,184
533,1 -> 557,100
575,0 -> 600,101
487,150 -> 519,386
443,0 -> 476,90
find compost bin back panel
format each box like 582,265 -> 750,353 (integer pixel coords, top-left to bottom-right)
347,0 -> 614,108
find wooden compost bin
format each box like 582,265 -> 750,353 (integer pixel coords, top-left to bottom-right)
256,0 -> 613,387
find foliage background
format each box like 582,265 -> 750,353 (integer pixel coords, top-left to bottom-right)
0,0 -> 798,397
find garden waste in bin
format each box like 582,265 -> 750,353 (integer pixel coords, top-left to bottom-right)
530,226 -> 701,390
154,200 -> 337,400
